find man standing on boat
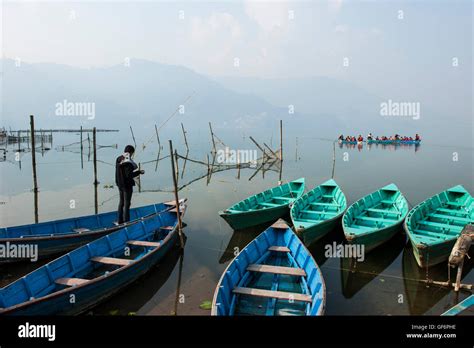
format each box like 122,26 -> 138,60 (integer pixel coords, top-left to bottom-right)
115,145 -> 145,224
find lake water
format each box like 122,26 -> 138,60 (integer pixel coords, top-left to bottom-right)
0,125 -> 472,315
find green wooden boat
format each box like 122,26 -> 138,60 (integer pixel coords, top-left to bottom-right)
219,178 -> 305,230
343,183 -> 408,252
404,185 -> 473,268
290,179 -> 347,246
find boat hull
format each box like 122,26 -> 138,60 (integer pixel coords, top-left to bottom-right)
408,236 -> 458,268
0,202 -> 185,315
297,218 -> 340,245
220,205 -> 289,230
1,232 -> 178,315
0,203 -> 171,262
345,220 -> 403,253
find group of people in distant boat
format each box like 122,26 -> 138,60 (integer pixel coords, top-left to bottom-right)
338,133 -> 421,142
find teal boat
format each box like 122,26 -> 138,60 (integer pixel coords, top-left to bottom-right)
290,179 -> 346,246
404,185 -> 473,268
219,178 -> 305,230
343,183 -> 408,252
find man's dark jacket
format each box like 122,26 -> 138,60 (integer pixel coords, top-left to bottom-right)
115,154 -> 140,189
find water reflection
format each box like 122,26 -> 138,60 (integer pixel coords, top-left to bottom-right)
340,232 -> 407,299
402,244 -> 473,315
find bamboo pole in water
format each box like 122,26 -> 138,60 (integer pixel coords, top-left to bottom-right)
80,126 -> 84,169
209,122 -> 216,154
331,141 -> 336,179
130,125 -> 137,148
169,140 -> 185,249
279,119 -> 283,161
30,115 -> 39,223
93,127 -> 98,214
138,163 -> 142,193
155,124 -> 161,150
181,123 -> 189,152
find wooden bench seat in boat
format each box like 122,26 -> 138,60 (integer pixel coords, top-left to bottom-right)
413,229 -> 453,239
247,264 -> 306,277
126,240 -> 161,247
436,208 -> 468,216
91,257 -> 133,266
428,213 -> 471,224
321,195 -> 334,199
417,220 -> 463,231
259,202 -> 281,207
268,246 -> 290,252
233,287 -> 312,303
310,202 -> 339,207
366,208 -> 401,216
355,215 -> 396,223
380,200 -> 395,205
272,196 -> 292,201
55,278 -> 89,287
445,201 -> 465,207
301,210 -> 337,216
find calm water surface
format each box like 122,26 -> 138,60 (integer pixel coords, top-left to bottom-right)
0,127 -> 472,315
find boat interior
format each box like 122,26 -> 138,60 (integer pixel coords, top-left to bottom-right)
407,186 -> 473,242
214,224 -> 324,316
292,181 -> 346,226
344,185 -> 406,232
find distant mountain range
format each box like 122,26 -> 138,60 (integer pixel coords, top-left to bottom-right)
1,58 -> 469,144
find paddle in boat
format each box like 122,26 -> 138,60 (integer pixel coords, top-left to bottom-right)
218,178 -> 305,230
0,202 -> 180,262
212,219 -> 325,316
0,200 -> 186,315
291,179 -> 347,246
343,183 -> 408,252
404,185 -> 473,268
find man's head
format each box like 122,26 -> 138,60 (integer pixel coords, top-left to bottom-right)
124,145 -> 135,155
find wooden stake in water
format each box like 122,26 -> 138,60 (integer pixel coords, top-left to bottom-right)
93,127 -> 98,214
130,125 -> 137,148
279,119 -> 283,161
30,115 -> 39,223
80,126 -> 84,169
181,123 -> 189,152
169,140 -> 185,249
331,141 -> 336,179
138,162 -> 142,193
155,124 -> 161,150
209,122 -> 216,154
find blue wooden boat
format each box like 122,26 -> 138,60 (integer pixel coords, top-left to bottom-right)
367,140 -> 421,145
442,295 -> 474,316
404,185 -> 473,268
219,178 -> 305,230
0,202 -> 177,262
212,219 -> 325,316
343,183 -> 408,252
291,179 -> 347,245
0,200 -> 186,315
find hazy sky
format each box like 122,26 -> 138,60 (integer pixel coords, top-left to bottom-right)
1,0 -> 472,116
